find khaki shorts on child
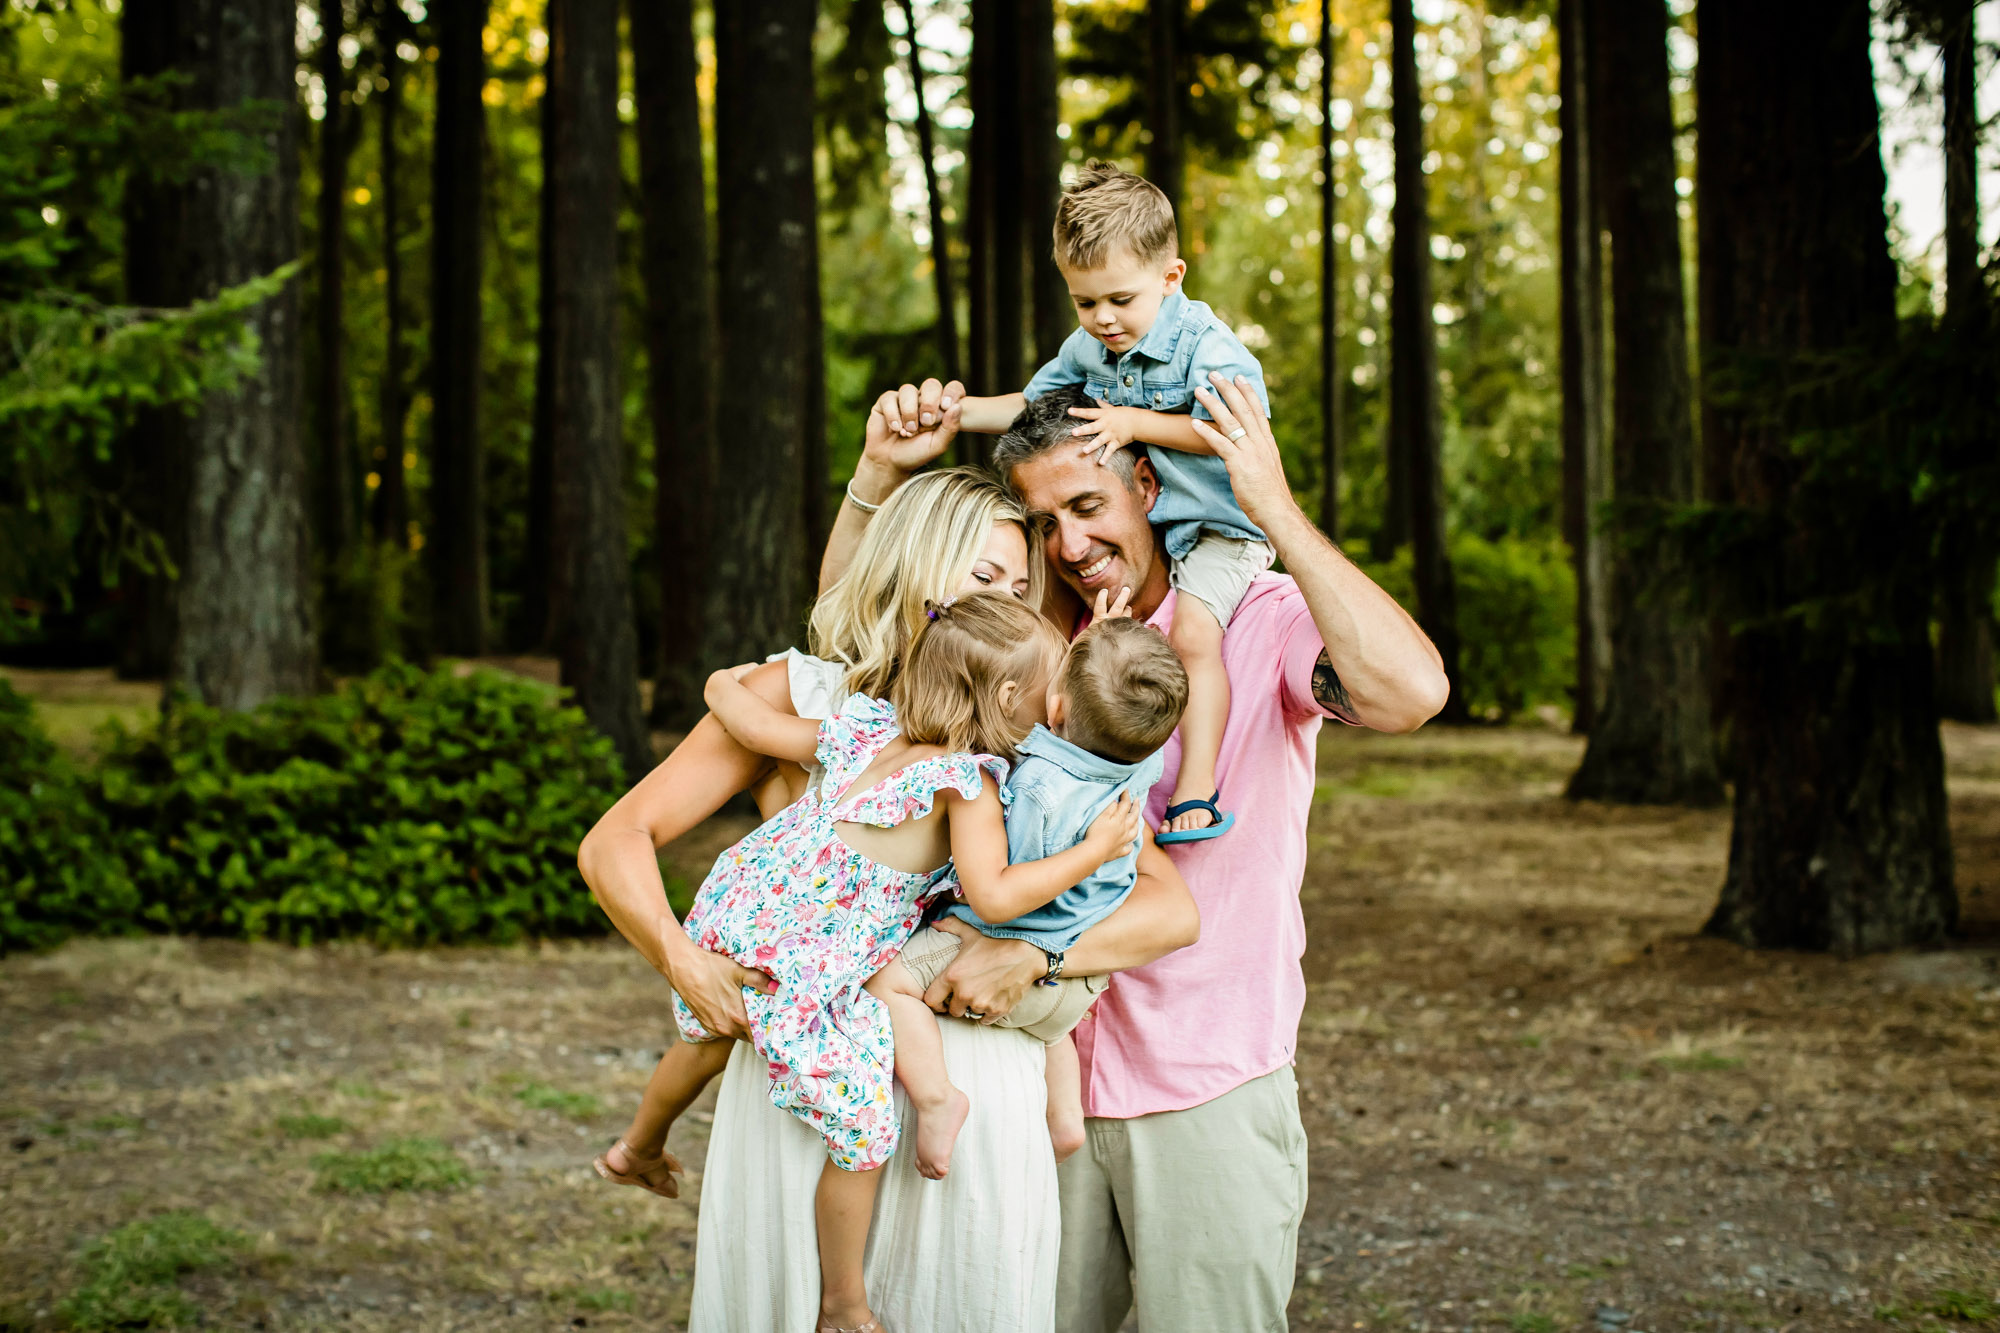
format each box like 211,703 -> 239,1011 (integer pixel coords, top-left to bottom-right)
1169,534 -> 1276,629
897,926 -> 1108,1045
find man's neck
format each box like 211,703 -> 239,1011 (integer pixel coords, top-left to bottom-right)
1129,550 -> 1173,622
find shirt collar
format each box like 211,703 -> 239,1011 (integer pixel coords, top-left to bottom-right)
1130,288 -> 1191,363
1016,723 -> 1142,782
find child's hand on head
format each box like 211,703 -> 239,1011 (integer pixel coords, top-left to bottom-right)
1068,399 -> 1135,466
1082,792 -> 1143,864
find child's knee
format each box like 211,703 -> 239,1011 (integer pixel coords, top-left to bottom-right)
1170,598 -> 1224,653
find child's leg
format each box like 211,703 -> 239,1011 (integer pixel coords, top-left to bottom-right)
816,1161 -> 885,1330
865,957 -> 971,1181
1167,594 -> 1229,831
599,1037 -> 732,1193
1044,1033 -> 1086,1164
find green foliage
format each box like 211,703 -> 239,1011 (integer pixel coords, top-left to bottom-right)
57,1211 -> 245,1331
1350,533 -> 1575,720
76,662 -> 624,946
511,1081 -> 605,1120
275,1113 -> 349,1139
312,1136 -> 470,1193
1503,1315 -> 1557,1333
0,679 -> 137,954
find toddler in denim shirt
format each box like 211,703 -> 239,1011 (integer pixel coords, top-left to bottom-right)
898,614 -> 1189,1162
954,161 -> 1271,848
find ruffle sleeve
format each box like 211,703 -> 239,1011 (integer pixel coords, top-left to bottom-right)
833,750 -> 1011,829
814,694 -> 900,799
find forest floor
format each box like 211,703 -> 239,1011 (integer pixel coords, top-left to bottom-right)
2,691 -> 1997,1333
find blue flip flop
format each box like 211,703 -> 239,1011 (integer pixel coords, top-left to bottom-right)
1155,791 -> 1236,844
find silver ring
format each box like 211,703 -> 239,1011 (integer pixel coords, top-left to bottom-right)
962,1010 -> 985,1022
1226,427 -> 1248,442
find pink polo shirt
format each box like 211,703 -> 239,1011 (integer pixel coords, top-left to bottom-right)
1072,573 -> 1345,1120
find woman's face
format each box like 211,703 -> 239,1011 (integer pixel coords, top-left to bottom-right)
960,520 -> 1033,600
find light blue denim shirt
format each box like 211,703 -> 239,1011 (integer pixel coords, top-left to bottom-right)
943,724 -> 1165,954
1023,289 -> 1271,562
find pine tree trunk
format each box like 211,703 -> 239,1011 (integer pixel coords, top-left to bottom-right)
1697,0 -> 1954,953
314,0 -> 355,568
524,0 -> 558,649
548,0 -> 649,780
991,0 -> 1026,396
1934,0 -> 1996,724
1558,0 -> 1609,733
710,0 -> 821,666
1317,0 -> 1341,541
1388,0 -> 1464,720
1146,0 -> 1183,213
900,0 -> 961,383
428,0 -> 490,656
633,0 -> 719,729
1021,0 -> 1070,364
1567,0 -> 1721,804
372,0 -> 409,550
166,0 -> 319,709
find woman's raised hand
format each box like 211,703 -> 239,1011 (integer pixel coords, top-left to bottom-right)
1083,792 -> 1143,865
863,378 -> 964,479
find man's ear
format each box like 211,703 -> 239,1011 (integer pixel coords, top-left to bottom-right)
1132,453 -> 1164,515
1162,257 -> 1188,294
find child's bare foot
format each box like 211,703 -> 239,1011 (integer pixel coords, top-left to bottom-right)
818,1297 -> 886,1332
912,1086 -> 971,1180
593,1138 -> 683,1198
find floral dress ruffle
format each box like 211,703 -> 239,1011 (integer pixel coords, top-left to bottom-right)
674,694 -> 1008,1171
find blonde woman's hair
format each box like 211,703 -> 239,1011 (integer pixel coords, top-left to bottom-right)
891,592 -> 1067,758
1052,160 -> 1179,270
1059,617 -> 1189,764
809,468 -> 1041,699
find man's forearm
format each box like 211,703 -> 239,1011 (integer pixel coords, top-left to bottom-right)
1064,841 -> 1200,975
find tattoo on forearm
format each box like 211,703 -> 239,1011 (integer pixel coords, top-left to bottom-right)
1312,649 -> 1352,714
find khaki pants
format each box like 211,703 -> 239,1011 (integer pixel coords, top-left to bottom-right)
896,925 -> 1108,1045
1056,1064 -> 1307,1333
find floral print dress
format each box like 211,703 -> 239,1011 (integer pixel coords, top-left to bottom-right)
674,694 -> 1008,1172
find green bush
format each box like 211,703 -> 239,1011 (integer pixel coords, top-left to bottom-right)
0,680 -> 138,953
58,1211 -> 245,1331
81,661 -> 624,945
1347,534 -> 1576,721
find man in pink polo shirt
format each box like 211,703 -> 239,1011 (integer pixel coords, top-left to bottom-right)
878,372 -> 1447,1330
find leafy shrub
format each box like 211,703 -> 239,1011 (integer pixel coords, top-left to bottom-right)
83,661 -> 625,945
1347,534 -> 1576,721
313,1137 -> 470,1193
0,680 -> 139,953
58,1211 -> 245,1331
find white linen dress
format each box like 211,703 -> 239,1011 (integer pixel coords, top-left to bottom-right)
685,651 -> 1060,1333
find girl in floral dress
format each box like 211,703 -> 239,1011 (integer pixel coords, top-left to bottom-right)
612,591 -> 1141,1333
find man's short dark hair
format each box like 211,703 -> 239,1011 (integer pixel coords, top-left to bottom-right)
991,386 -> 1140,492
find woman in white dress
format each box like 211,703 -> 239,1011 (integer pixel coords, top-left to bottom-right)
580,413 -> 1199,1333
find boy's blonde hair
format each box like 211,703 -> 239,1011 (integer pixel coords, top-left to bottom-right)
809,468 -> 1042,700
1058,618 -> 1188,764
891,591 -> 1067,758
1052,160 -> 1179,270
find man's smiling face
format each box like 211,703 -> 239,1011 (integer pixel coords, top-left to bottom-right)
1010,447 -> 1170,613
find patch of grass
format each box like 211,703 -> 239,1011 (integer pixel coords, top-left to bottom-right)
58,1211 -> 244,1331
312,1138 -> 470,1194
1928,1289 -> 1998,1322
1516,1033 -> 1544,1049
513,1081 -> 604,1119
569,1286 -> 636,1312
276,1114 -> 348,1140
1566,1262 -> 1601,1279
1654,1049 -> 1743,1073
332,1078 -> 395,1101
85,1114 -> 143,1132
1503,1314 -> 1557,1333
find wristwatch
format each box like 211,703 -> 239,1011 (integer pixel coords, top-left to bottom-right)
1036,947 -> 1066,987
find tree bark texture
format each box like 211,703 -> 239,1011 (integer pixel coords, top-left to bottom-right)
1146,0 -> 1184,213
371,0 -> 409,549
1934,0 -> 1996,723
1567,0 -> 1720,805
1387,0 -> 1464,720
1557,0 -> 1609,733
1696,0 -> 1955,953
524,0 -> 561,649
632,0 -> 720,729
314,0 -> 355,566
547,0 -> 649,779
427,0 -> 490,656
157,0 -> 318,709
1021,0 -> 1070,364
1317,0 -> 1341,541
899,0 -> 961,384
711,0 -> 822,667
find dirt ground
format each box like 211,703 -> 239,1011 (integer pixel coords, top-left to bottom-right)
3,721 -> 1996,1332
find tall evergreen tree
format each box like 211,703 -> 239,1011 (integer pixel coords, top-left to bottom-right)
1317,0 -> 1341,540
1387,0 -> 1464,720
313,0 -> 355,568
710,0 -> 823,665
1698,0 -> 1955,952
898,0 -> 962,383
1021,0 -> 1069,363
1567,0 -> 1721,804
1145,0 -> 1184,211
1558,0 -> 1609,733
548,0 -> 649,778
427,0 -> 490,656
523,0 -> 559,648
370,0 -> 410,550
632,0 -> 720,729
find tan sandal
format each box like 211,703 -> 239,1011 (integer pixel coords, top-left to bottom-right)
592,1138 -> 683,1199
817,1322 -> 884,1333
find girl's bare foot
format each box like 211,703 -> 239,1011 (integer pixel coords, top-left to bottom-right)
593,1138 -> 683,1198
912,1087 -> 971,1180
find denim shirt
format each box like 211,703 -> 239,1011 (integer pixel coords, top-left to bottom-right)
944,724 -> 1164,954
1023,289 -> 1272,562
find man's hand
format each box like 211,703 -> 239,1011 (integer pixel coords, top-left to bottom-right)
1068,400 -> 1137,465
1191,373 -> 1300,533
922,918 -> 1045,1023
856,379 -> 963,502
663,929 -> 775,1041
